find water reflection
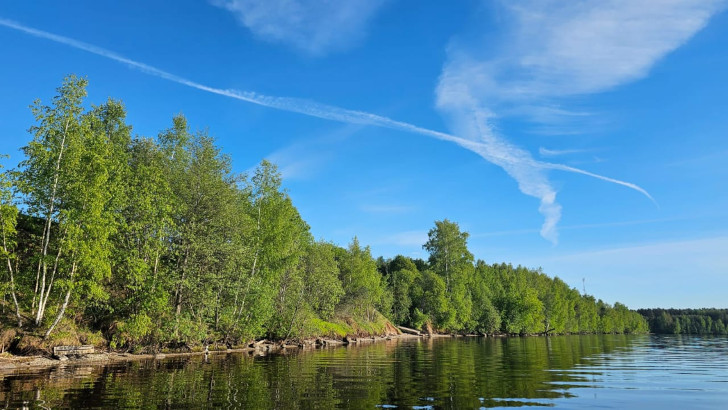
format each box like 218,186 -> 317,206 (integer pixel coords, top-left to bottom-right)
1,335 -> 726,409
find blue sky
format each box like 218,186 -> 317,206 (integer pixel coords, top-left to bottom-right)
1,1 -> 727,308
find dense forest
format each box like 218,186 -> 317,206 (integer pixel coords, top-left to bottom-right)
638,309 -> 728,335
0,76 -> 647,353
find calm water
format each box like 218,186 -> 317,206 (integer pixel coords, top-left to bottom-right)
1,335 -> 727,409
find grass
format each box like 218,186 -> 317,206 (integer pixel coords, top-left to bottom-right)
303,310 -> 399,340
307,318 -> 352,338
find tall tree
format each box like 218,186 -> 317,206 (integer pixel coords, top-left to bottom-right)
423,220 -> 475,331
20,75 -> 88,326
19,76 -> 125,337
107,136 -> 174,347
423,219 -> 473,294
228,160 -> 308,342
166,124 -> 243,343
43,98 -> 128,338
471,261 -> 501,334
386,255 -> 419,325
339,237 -> 386,321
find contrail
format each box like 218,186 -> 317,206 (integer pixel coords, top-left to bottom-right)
546,162 -> 655,204
0,17 -> 654,204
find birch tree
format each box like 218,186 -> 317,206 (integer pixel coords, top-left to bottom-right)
229,161 -> 306,341
20,76 -> 88,326
19,76 -> 125,337
0,159 -> 22,327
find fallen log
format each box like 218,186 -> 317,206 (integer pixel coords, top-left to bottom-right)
53,345 -> 94,356
397,326 -> 421,336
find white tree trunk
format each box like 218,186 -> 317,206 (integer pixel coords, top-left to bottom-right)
44,261 -> 76,339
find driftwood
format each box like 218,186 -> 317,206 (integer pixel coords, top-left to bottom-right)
248,339 -> 267,349
53,345 -> 94,356
397,326 -> 421,336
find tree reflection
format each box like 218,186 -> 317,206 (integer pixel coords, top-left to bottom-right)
0,335 -> 640,409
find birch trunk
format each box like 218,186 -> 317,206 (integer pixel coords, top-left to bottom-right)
34,118 -> 70,324
43,261 -> 76,339
1,228 -> 22,328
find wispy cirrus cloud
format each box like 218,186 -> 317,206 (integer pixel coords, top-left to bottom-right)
262,123 -> 364,180
503,0 -> 726,97
211,0 -> 387,55
0,16 -> 655,244
264,146 -> 328,181
436,0 -> 725,242
538,147 -> 592,157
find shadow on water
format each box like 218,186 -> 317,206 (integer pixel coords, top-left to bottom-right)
1,335 -> 727,409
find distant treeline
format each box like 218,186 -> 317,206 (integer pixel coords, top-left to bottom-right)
638,309 -> 728,335
0,76 -> 646,352
377,248 -> 648,336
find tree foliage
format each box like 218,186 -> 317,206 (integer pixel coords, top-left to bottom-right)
639,308 -> 728,335
0,78 -> 650,347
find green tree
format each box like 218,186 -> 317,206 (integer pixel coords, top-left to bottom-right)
471,261 -> 501,334
19,77 -> 126,337
423,219 -> 475,331
20,75 -> 89,327
224,160 -> 309,342
338,237 -> 385,321
0,159 -> 22,327
302,241 -> 344,320
412,269 -> 453,330
423,219 -> 473,294
107,135 -> 175,347
273,240 -> 344,339
166,126 -> 243,343
386,255 -> 419,325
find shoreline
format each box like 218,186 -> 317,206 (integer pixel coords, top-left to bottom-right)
0,331 -> 649,375
0,333 -> 423,374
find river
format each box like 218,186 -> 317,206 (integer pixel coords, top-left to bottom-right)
1,335 -> 726,409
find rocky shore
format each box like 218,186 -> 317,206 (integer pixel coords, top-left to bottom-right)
0,333 -> 423,374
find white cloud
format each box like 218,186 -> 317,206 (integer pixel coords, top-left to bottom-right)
507,0 -> 725,96
212,0 -> 387,55
501,105 -> 594,127
538,147 -> 591,157
0,16 -> 656,244
436,0 -> 725,242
